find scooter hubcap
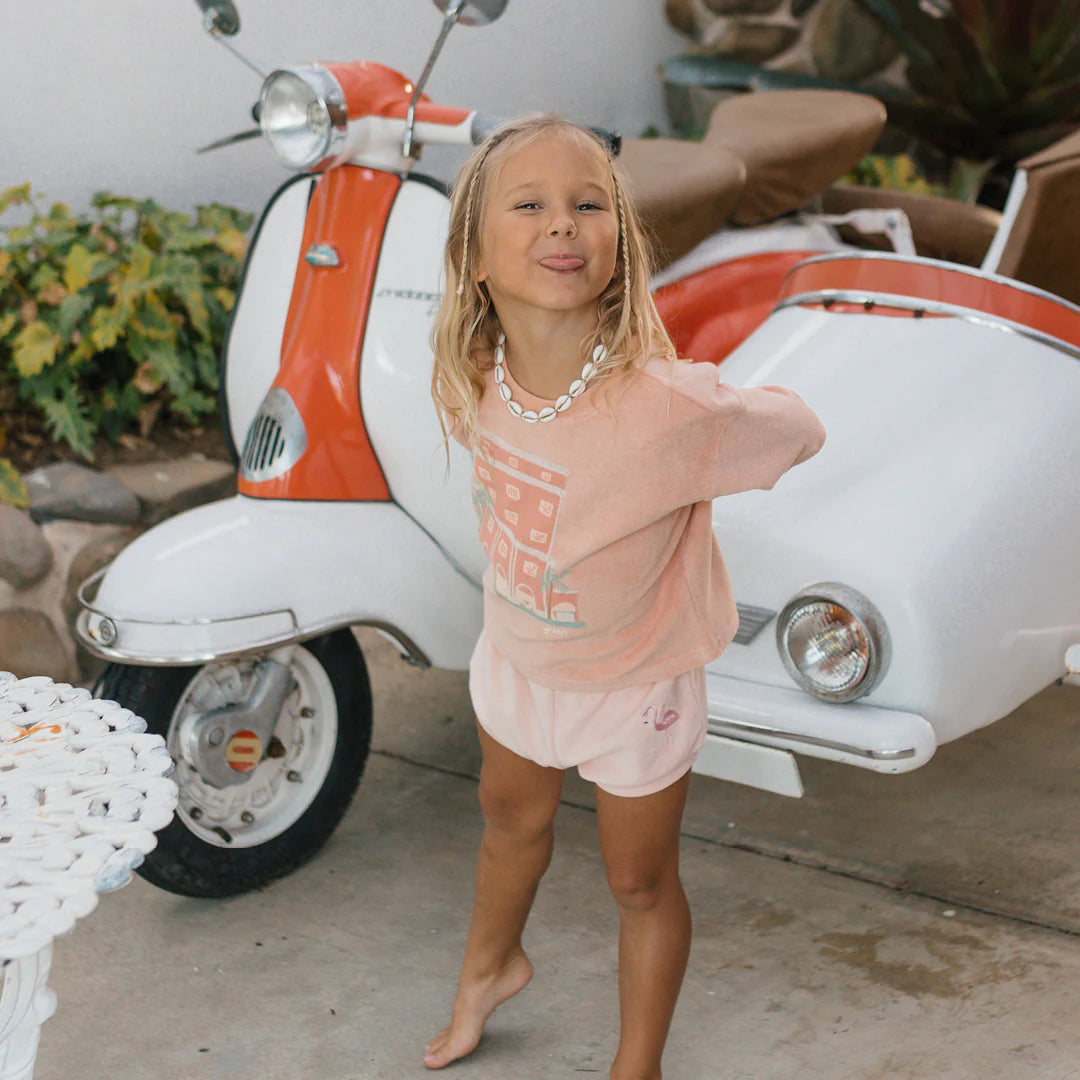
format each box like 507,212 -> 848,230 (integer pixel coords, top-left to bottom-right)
168,648 -> 338,849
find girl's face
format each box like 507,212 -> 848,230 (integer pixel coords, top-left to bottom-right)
476,133 -> 619,326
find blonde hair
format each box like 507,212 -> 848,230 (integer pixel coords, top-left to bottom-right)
431,114 -> 675,448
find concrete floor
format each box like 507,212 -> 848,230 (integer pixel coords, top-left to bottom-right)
34,631 -> 1080,1079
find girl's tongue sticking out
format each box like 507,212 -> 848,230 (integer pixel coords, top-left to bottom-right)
540,255 -> 585,272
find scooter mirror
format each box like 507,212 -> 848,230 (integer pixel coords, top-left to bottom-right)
431,0 -> 507,26
194,0 -> 241,36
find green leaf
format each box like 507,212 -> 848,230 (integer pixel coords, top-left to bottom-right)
173,279 -> 211,339
0,311 -> 17,342
90,192 -> 138,212
169,388 -> 216,423
13,321 -> 61,376
55,291 -> 95,341
126,294 -> 174,345
0,458 -> 29,508
29,263 -> 61,291
89,304 -> 128,351
144,340 -> 194,397
36,385 -> 95,459
0,183 -> 32,215
64,243 -> 102,293
194,340 -> 220,387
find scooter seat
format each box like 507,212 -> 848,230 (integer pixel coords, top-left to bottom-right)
705,89 -> 887,225
619,137 -> 746,268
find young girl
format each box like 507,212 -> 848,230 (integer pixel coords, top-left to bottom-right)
426,115 -> 825,1078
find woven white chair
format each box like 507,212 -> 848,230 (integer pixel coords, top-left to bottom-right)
0,673 -> 177,1080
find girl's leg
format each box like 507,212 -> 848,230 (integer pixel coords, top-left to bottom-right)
596,771 -> 693,1080
424,720 -> 565,1069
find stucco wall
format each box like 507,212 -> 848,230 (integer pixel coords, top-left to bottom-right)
4,0 -> 682,215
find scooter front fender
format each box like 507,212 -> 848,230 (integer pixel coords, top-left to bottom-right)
76,495 -> 482,668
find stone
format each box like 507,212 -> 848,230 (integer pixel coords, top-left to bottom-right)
0,505 -> 53,589
791,0 -> 822,16
700,20 -> 800,64
704,0 -> 783,14
0,608 -> 75,682
105,455 -> 236,526
665,0 -> 700,39
812,0 -> 900,82
25,463 -> 140,526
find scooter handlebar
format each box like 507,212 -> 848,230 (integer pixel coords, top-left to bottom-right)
469,113 -> 621,157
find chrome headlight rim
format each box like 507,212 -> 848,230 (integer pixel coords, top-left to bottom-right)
776,581 -> 891,704
259,65 -> 348,172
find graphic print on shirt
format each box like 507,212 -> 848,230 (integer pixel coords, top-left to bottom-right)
472,429 -> 583,627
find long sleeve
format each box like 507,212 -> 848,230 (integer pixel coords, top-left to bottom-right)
711,382 -> 826,496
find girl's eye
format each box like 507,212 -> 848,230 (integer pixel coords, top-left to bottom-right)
577,202 -> 604,212
515,201 -> 541,210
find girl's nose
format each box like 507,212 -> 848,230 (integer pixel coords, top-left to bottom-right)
547,214 -> 577,238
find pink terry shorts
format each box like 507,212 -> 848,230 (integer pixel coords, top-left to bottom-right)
468,631 -> 707,798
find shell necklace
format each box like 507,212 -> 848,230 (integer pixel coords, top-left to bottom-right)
492,332 -> 606,423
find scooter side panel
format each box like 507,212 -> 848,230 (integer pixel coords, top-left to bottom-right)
359,179 -> 486,581
223,176 -> 315,454
80,496 -> 482,669
703,304 -> 1080,743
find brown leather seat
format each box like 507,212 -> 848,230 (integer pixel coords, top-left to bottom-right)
619,138 -> 746,267
821,185 -> 1003,267
704,89 -> 887,225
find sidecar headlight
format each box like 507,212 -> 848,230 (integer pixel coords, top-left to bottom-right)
776,583 -> 890,703
260,66 -> 347,171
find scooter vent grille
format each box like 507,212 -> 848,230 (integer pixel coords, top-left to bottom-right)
240,387 -> 307,483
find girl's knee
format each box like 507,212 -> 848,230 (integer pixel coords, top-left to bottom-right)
478,782 -> 558,841
605,861 -> 682,912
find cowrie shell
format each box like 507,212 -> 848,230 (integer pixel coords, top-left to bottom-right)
508,400 -> 524,417
538,407 -> 557,422
498,383 -> 512,401
521,409 -> 539,423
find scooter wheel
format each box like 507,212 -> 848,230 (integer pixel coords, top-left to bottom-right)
97,630 -> 372,898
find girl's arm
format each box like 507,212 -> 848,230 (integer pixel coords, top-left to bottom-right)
712,382 -> 826,496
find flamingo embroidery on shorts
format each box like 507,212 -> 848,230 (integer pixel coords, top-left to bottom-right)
642,705 -> 680,730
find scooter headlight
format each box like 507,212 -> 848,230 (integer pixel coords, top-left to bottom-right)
259,66 -> 347,171
776,583 -> 890,703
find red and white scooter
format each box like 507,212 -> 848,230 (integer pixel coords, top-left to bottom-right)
78,0 -> 1080,898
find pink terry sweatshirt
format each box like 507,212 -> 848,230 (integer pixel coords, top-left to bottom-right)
464,356 -> 826,691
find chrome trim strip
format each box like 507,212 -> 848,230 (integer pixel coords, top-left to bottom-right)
77,610 -> 431,669
777,290 -> 1080,363
78,567 -> 300,631
783,249 -> 1080,318
733,602 -> 775,645
707,715 -> 917,761
76,568 -> 431,668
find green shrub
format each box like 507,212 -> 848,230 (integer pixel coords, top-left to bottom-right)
0,184 -> 252,506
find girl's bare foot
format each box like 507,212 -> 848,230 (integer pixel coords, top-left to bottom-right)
424,949 -> 534,1069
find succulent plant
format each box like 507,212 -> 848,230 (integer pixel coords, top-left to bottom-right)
854,0 -> 1080,163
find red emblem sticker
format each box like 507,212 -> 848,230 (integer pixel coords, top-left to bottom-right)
225,730 -> 262,772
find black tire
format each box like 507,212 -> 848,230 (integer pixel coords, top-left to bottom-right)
98,630 -> 372,898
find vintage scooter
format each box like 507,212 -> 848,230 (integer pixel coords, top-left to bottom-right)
78,0 -> 1080,899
